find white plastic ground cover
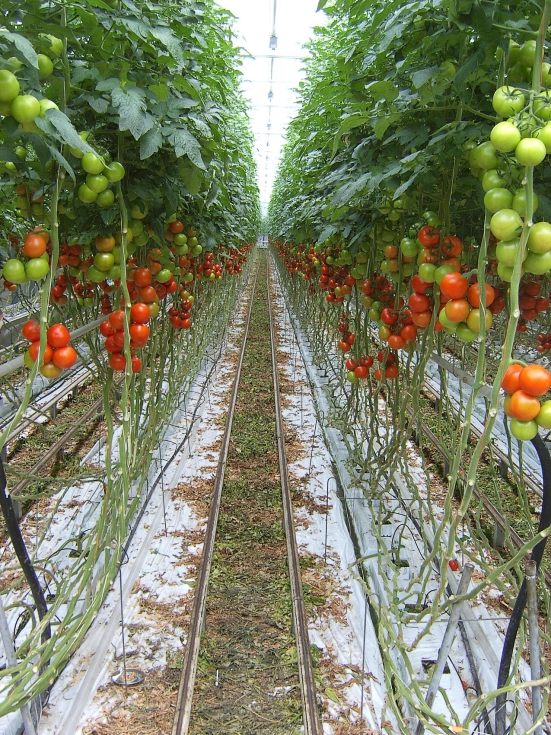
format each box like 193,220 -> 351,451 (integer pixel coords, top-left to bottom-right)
271,281 -> 389,732
270,259 -> 537,735
0,277 -> 250,735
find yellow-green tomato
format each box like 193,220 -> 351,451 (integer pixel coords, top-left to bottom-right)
510,418 -> 538,441
0,70 -> 20,102
536,400 -> 551,429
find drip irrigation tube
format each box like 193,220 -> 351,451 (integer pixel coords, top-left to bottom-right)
495,433 -> 551,735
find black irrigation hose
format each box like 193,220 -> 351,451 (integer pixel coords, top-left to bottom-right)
0,456 -> 51,648
495,433 -> 551,735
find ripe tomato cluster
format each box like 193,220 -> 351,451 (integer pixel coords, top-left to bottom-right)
21,320 -> 77,378
168,298 -> 193,330
536,333 -> 551,353
501,363 -> 551,440
99,305 -> 150,372
516,280 -> 549,329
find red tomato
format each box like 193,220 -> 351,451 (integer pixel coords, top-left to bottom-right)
109,310 -> 125,332
52,346 -> 77,369
346,357 -> 358,371
134,267 -> 152,287
412,310 -> 432,328
440,273 -> 468,300
129,323 -> 150,345
536,297 -> 550,312
99,320 -> 114,338
467,283 -> 496,308
408,293 -> 431,313
411,274 -> 431,294
104,335 -> 123,353
501,364 -> 523,394
381,307 -> 399,325
169,220 -> 184,234
22,233 -> 47,258
360,355 -> 374,368
418,225 -> 440,248
109,353 -> 126,371
22,320 -> 40,342
29,341 -> 53,364
519,364 -> 551,396
139,285 -> 157,303
373,368 -> 383,381
445,299 -> 471,323
131,356 -> 142,373
130,303 -> 151,324
354,365 -> 368,379
442,236 -> 462,258
385,365 -> 399,379
47,323 -> 70,348
388,334 -> 405,350
509,390 -> 541,421
401,324 -> 418,342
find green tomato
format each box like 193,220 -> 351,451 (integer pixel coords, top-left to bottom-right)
535,123 -> 551,153
112,245 -> 122,264
40,34 -> 63,57
527,221 -> 551,253
490,209 -> 523,241
507,62 -> 531,84
496,238 -> 524,266
94,252 -> 114,271
10,95 -> 40,123
133,231 -> 149,247
484,188 -> 513,213
78,183 -> 98,203
96,189 -> 115,208
482,169 -> 506,192
512,189 -> 538,216
467,308 -> 493,333
356,252 -> 368,264
469,141 -> 498,171
510,418 -> 539,441
156,268 -> 172,283
0,70 -> 20,102
106,264 -> 121,280
15,145 -> 26,159
82,151 -> 105,175
434,264 -> 455,285
534,91 -> 551,121
37,54 -> 54,79
515,138 -> 547,166
497,262 -> 515,282
1,258 -> 26,283
492,86 -> 525,117
490,120 -> 521,152
418,263 -> 437,283
191,245 -> 202,257
128,218 -> 144,237
402,262 -> 415,277
536,400 -> 551,429
85,173 -> 108,193
438,307 -> 456,330
524,250 -> 551,274
400,237 -> 419,257
104,161 -> 125,182
456,322 -> 478,343
87,265 -> 106,283
68,131 -> 90,159
347,370 -> 358,383
542,62 -> 551,87
39,98 -> 59,117
183,272 -> 194,282
25,257 -> 50,281
518,39 -> 537,69
7,57 -> 22,71
173,233 -> 187,246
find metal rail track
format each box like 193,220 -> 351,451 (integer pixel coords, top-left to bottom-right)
267,257 -> 323,735
172,260 -> 322,735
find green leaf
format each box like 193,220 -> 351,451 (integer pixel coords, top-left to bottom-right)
366,80 -> 398,102
140,127 -> 163,159
0,146 -> 21,165
411,66 -> 440,89
111,85 -> 154,140
166,126 -> 205,169
374,116 -> 392,140
45,109 -> 94,154
0,31 -> 38,68
181,166 -> 202,195
332,114 -> 369,158
316,0 -> 328,8
325,687 -> 340,704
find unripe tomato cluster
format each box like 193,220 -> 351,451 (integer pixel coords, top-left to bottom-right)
501,363 -> 551,440
21,321 -> 77,378
99,306 -> 151,373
